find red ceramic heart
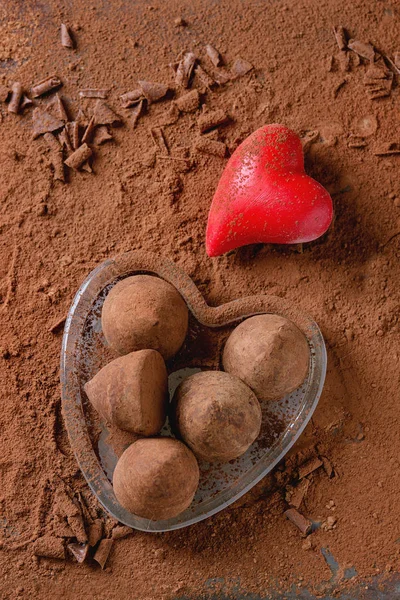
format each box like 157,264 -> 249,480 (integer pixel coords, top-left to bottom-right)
206,124 -> 333,257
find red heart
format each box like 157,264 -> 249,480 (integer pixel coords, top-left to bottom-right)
206,124 -> 333,257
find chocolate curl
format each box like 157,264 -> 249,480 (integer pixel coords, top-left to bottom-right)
93,539 -> 113,569
0,85 -> 10,102
111,526 -> 133,540
175,89 -> 200,113
32,107 -> 64,138
8,82 -> 23,114
138,80 -> 169,104
197,109 -> 230,133
81,116 -> 96,144
44,133 -> 65,182
194,137 -> 226,157
93,100 -> 122,125
231,58 -> 253,77
61,23 -> 74,49
120,89 -> 143,108
67,542 -> 89,563
93,125 -> 113,145
79,89 -> 109,99
205,44 -> 221,67
284,508 -> 312,535
64,143 -> 92,170
31,75 -> 62,98
88,519 -> 103,547
175,52 -> 196,88
131,100 -> 144,128
66,121 -> 80,150
33,536 -> 65,559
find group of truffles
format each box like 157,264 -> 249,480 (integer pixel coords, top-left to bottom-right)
84,275 -> 310,521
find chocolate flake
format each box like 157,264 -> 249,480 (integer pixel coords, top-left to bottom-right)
93,539 -> 113,569
194,137 -> 226,157
20,95 -> 33,110
79,89 -> 109,99
68,542 -> 89,563
0,85 -> 10,103
298,457 -> 323,479
111,526 -> 134,540
8,82 -> 23,114
284,508 -> 312,535
64,143 -> 93,170
175,52 -> 197,88
32,107 -> 64,138
88,519 -> 103,547
33,536 -> 65,559
66,121 -> 80,150
61,23 -> 74,49
333,26 -> 347,51
31,75 -> 62,98
374,142 -> 400,156
81,116 -> 96,144
198,109 -> 230,133
175,89 -> 200,113
213,68 -> 232,85
151,127 -> 169,155
138,80 -> 169,103
231,57 -> 253,77
93,125 -> 113,145
51,93 -> 69,121
44,133 -> 65,181
206,44 -> 222,67
131,100 -> 144,128
120,89 -> 143,108
347,39 -> 375,62
194,64 -> 215,89
93,100 -> 122,126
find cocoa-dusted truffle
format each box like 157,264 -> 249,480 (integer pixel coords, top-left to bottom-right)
223,314 -> 310,401
101,275 -> 189,360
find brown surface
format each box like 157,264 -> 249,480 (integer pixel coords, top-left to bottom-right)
0,0 -> 399,598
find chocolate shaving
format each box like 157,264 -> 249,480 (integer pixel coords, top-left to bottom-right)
44,133 -> 65,181
0,85 -> 10,103
66,121 -> 80,150
347,39 -> 375,62
231,58 -> 253,77
194,137 -> 226,157
348,135 -> 367,149
20,95 -> 33,110
175,52 -> 197,88
365,63 -> 390,80
33,536 -> 65,559
64,143 -> 93,170
198,109 -> 230,133
194,64 -> 215,89
93,125 -> 113,145
151,127 -> 169,155
81,116 -> 96,144
51,93 -> 69,121
8,82 -> 23,114
394,52 -> 400,69
59,128 -> 74,153
213,68 -> 232,85
31,75 -> 62,98
321,456 -> 334,478
374,142 -> 400,156
67,542 -> 89,563
175,89 -> 200,113
206,44 -> 221,67
131,100 -> 144,128
298,457 -> 323,479
93,100 -> 122,126
120,89 -> 143,108
333,26 -> 347,51
61,24 -> 74,49
67,511 -> 88,543
111,526 -> 134,540
93,539 -> 113,569
79,89 -> 109,99
88,519 -> 103,547
290,479 -> 310,509
32,108 -> 64,139
48,314 -> 66,333
382,54 -> 400,77
75,108 -> 88,128
138,80 -> 169,103
284,508 -> 312,535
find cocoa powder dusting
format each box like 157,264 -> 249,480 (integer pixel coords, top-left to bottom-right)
0,1 -> 400,599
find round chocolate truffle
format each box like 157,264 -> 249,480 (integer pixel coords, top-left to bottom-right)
113,438 -> 199,520
223,314 -> 310,401
172,370 -> 262,462
102,274 -> 188,360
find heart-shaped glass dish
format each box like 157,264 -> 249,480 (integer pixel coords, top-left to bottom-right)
61,251 -> 327,532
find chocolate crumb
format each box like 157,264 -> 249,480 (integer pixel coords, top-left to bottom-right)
194,137 -> 227,157
333,26 -> 347,51
67,542 -> 89,563
33,536 -> 65,559
93,100 -> 122,126
231,58 -> 253,77
0,85 -> 10,103
66,121 -> 80,150
284,508 -> 312,535
347,39 -> 375,62
64,143 -> 93,170
93,125 -> 113,145
174,16 -> 186,27
131,100 -> 144,128
93,539 -> 113,569
31,75 -> 62,98
151,127 -> 169,155
175,89 -> 200,113
175,52 -> 197,88
32,108 -> 64,139
120,89 -> 144,108
138,80 -> 169,103
79,89 -> 109,99
197,109 -> 230,133
61,24 -> 74,49
206,44 -> 222,67
8,83 -> 23,114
